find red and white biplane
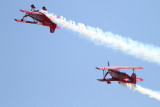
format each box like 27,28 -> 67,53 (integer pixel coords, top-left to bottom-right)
14,4 -> 60,33
96,62 -> 143,85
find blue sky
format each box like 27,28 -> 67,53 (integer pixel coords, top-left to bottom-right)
1,0 -> 160,107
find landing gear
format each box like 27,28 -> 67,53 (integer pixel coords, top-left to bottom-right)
107,81 -> 111,84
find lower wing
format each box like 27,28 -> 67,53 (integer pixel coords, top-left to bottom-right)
14,19 -> 42,25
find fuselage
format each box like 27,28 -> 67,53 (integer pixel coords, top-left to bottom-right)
108,70 -> 134,83
28,12 -> 56,27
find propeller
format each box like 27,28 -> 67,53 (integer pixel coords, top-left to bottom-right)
108,61 -> 110,66
103,61 -> 110,79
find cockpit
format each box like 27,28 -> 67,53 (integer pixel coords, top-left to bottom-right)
120,72 -> 125,75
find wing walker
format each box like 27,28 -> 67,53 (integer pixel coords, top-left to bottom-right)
15,4 -> 60,33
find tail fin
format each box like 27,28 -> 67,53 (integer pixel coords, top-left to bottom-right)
131,73 -> 136,84
50,26 -> 56,33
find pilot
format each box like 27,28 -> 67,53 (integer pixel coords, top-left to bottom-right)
31,4 -> 35,11
42,6 -> 47,11
31,4 -> 35,9
31,4 -> 39,11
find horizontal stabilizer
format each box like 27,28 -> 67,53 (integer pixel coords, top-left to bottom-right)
136,78 -> 143,81
56,26 -> 60,29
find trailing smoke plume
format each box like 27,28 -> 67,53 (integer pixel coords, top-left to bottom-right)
136,85 -> 160,101
122,83 -> 160,101
41,10 -> 160,66
40,10 -> 160,101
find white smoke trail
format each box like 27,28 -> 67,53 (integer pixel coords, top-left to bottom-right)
119,82 -> 136,90
120,83 -> 160,101
41,10 -> 160,65
136,85 -> 160,101
41,10 -> 160,101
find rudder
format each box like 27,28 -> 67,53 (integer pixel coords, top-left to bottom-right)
50,26 -> 56,33
131,73 -> 136,84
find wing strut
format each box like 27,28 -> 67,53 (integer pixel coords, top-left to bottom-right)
104,72 -> 108,79
103,70 -> 104,76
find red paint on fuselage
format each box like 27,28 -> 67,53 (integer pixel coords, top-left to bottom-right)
15,9 -> 59,33
96,66 -> 143,84
28,12 -> 56,27
108,70 -> 137,84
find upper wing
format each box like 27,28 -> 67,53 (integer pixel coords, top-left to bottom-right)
96,66 -> 143,70
20,10 -> 42,15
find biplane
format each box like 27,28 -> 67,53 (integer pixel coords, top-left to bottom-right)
96,62 -> 143,84
14,4 -> 60,33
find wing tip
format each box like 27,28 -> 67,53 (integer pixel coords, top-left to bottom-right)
96,67 -> 100,70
